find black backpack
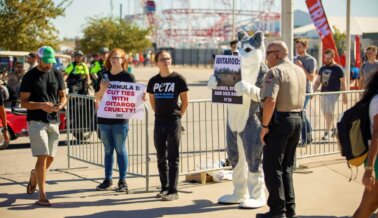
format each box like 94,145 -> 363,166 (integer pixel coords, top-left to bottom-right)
336,101 -> 371,168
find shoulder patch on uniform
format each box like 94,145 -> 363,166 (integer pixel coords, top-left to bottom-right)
265,73 -> 273,83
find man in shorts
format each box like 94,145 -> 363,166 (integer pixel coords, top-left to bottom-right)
20,46 -> 67,206
313,49 -> 347,140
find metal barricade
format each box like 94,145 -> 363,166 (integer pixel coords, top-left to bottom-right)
179,100 -> 229,176
297,90 -> 364,158
66,94 -> 150,190
66,90 -> 363,190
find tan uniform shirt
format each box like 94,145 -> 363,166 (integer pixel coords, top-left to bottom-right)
260,58 -> 306,112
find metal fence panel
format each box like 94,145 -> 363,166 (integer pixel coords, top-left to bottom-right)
67,90 -> 364,190
66,94 -> 149,179
297,90 -> 364,158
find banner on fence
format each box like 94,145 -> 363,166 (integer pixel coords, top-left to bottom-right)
97,82 -> 146,120
212,55 -> 243,104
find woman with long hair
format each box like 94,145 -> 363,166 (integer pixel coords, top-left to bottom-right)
94,48 -> 135,193
353,70 -> 378,217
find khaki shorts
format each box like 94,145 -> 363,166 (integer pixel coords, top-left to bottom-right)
320,94 -> 339,115
28,121 -> 60,157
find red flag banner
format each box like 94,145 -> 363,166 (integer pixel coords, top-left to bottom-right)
355,35 -> 361,68
306,0 -> 340,63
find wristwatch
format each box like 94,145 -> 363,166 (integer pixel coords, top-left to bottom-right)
261,124 -> 269,128
365,166 -> 374,171
2,127 -> 7,133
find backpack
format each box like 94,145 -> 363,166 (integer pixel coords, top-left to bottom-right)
336,101 -> 371,168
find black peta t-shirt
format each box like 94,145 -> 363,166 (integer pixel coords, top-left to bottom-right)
95,70 -> 136,125
20,67 -> 65,123
147,72 -> 188,122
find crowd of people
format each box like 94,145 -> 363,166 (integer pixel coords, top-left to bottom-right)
0,40 -> 376,217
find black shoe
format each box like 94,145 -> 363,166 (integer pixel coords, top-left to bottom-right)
285,212 -> 298,218
256,212 -> 286,218
156,190 -> 168,198
116,180 -> 128,193
162,192 -> 179,201
331,128 -> 336,137
96,178 -> 113,191
286,213 -> 299,218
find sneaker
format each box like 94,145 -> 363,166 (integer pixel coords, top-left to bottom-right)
331,128 -> 336,137
256,212 -> 286,218
321,131 -> 329,140
156,190 -> 168,198
161,192 -> 179,201
116,180 -> 128,193
96,179 -> 113,191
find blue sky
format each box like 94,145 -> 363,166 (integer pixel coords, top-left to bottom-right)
52,0 -> 378,39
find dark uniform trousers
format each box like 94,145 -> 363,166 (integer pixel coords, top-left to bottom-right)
154,119 -> 182,193
263,112 -> 302,215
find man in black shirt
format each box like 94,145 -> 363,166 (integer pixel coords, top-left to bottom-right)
147,50 -> 188,201
20,46 -> 67,206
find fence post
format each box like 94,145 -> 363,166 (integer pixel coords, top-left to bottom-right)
67,94 -> 71,169
145,106 -> 150,192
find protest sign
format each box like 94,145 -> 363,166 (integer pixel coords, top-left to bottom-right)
97,81 -> 146,120
212,55 -> 242,104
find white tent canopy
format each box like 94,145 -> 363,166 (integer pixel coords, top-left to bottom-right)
294,16 -> 378,36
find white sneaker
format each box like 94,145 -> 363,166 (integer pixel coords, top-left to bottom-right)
321,131 -> 329,140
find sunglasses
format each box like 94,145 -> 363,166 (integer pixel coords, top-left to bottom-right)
158,57 -> 171,62
266,50 -> 280,56
110,56 -> 121,60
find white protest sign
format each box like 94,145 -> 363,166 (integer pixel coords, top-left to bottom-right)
97,81 -> 146,120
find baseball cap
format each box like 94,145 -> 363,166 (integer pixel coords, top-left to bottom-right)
74,50 -> 84,57
99,47 -> 109,54
37,46 -> 56,64
27,52 -> 37,58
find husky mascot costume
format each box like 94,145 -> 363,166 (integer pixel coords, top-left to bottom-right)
208,31 -> 268,208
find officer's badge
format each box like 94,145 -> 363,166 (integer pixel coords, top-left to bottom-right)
265,73 -> 273,83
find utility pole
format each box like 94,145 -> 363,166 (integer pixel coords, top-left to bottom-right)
232,0 -> 236,40
120,3 -> 123,20
281,0 -> 294,60
345,0 -> 351,90
110,0 -> 114,17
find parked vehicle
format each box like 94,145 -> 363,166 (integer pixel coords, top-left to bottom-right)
0,99 -> 96,150
0,107 -> 66,150
0,51 -> 71,72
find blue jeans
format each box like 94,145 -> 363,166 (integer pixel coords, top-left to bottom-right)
301,95 -> 312,144
98,123 -> 129,181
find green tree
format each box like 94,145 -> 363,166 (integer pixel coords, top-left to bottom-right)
333,26 -> 347,53
79,17 -> 151,54
0,0 -> 70,51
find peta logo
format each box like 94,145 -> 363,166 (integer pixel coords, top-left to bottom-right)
153,83 -> 175,92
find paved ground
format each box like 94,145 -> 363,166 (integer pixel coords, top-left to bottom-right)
1,66 -> 376,218
0,146 -> 369,218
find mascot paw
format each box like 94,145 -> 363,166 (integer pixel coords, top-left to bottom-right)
207,75 -> 218,90
234,80 -> 251,96
249,84 -> 261,102
218,194 -> 249,204
239,197 -> 266,209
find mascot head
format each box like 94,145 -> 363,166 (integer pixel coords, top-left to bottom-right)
237,31 -> 265,70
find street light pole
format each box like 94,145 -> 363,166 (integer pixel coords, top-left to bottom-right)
345,0 -> 351,90
281,0 -> 294,60
232,0 -> 236,40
